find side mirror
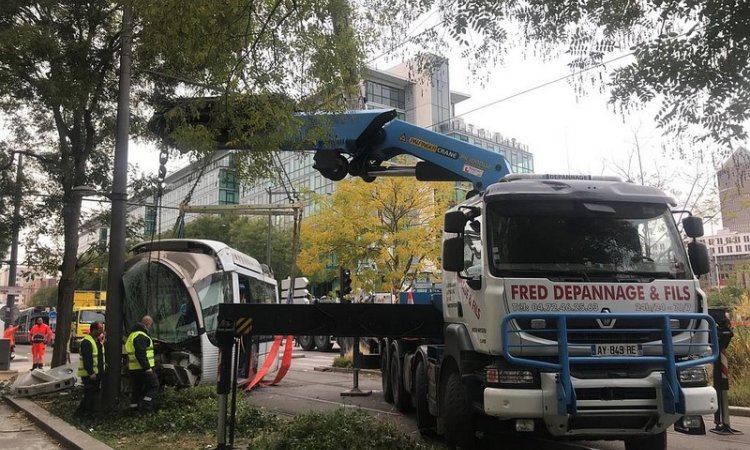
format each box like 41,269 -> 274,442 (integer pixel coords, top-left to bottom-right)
688,242 -> 710,276
442,237 -> 465,272
444,211 -> 467,233
682,216 -> 704,238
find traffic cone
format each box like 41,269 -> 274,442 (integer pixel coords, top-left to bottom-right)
407,291 -> 414,304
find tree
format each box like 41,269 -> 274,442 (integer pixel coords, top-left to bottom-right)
365,1 -> 750,149
183,214 -> 295,281
0,0 -> 364,368
29,286 -> 58,308
297,178 -> 454,295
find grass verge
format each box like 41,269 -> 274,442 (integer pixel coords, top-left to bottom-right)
33,385 -> 438,450
35,386 -> 276,449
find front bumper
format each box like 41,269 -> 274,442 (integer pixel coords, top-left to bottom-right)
484,372 -> 717,437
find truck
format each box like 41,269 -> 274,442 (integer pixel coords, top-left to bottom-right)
170,107 -> 718,450
69,290 -> 106,353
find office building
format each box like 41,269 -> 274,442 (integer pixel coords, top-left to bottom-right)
700,147 -> 750,289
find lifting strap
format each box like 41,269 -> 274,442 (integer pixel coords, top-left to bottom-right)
241,335 -> 294,392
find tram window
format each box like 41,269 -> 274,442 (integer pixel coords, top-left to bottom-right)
238,276 -> 276,304
198,272 -> 230,340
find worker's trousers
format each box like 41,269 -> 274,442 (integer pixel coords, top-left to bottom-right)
31,342 -> 46,366
129,370 -> 160,412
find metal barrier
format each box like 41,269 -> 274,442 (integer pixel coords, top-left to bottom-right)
501,312 -> 719,417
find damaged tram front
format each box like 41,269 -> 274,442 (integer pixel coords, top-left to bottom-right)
123,239 -> 279,387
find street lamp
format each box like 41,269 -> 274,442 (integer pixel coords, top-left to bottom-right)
4,152 -> 23,330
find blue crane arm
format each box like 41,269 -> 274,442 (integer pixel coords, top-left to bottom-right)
295,109 -> 511,193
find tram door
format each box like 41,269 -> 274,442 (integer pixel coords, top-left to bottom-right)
236,274 -> 277,378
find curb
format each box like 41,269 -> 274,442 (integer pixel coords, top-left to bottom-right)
729,406 -> 750,417
3,395 -> 114,450
313,365 -> 381,376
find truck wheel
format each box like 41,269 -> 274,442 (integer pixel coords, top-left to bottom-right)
624,431 -> 666,450
298,335 -> 315,351
381,344 -> 393,403
314,335 -> 333,352
442,370 -> 475,449
390,352 -> 411,412
415,360 -> 436,436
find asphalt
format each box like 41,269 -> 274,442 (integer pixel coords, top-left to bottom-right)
2,348 -> 750,450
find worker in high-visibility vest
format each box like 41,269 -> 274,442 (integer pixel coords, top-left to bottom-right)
75,321 -> 105,417
28,317 -> 53,370
125,315 -> 159,413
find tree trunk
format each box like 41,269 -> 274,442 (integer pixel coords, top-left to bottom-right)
51,197 -> 82,367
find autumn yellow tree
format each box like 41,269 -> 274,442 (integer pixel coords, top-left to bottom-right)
298,177 -> 454,296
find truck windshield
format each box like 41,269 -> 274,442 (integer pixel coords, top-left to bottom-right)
79,310 -> 105,324
487,200 -> 691,280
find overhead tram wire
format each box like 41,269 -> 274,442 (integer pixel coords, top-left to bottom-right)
433,27 -> 701,129
429,52 -> 636,130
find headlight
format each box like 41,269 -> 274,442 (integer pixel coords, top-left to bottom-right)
485,367 -> 537,387
679,366 -> 709,387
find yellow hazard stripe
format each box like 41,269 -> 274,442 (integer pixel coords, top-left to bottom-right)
235,318 -> 253,335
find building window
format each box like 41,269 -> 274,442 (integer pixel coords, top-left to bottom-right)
718,247 -> 724,253
365,81 -> 405,110
219,169 -> 239,205
718,238 -> 723,244
737,245 -> 742,252
745,235 -> 749,243
144,205 -> 157,237
709,239 -> 714,245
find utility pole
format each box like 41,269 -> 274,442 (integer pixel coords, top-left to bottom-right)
4,153 -> 22,329
103,1 -> 132,404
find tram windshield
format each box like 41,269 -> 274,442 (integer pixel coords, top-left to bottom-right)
123,261 -> 198,343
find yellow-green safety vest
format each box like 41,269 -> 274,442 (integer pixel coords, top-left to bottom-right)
125,330 -> 155,370
77,334 -> 105,377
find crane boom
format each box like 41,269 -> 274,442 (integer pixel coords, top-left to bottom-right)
295,109 -> 511,192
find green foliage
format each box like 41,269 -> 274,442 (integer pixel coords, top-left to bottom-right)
333,355 -> 353,368
41,385 -> 276,438
708,286 -> 748,307
184,214 -> 295,280
29,286 -> 58,308
249,409 -> 431,450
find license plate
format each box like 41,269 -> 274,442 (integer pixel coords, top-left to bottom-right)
592,344 -> 642,357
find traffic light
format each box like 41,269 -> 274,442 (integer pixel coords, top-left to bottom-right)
340,267 -> 352,298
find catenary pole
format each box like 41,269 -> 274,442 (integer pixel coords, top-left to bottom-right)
103,1 -> 132,404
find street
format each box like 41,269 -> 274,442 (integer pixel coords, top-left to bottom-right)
5,343 -> 750,450
248,348 -> 750,450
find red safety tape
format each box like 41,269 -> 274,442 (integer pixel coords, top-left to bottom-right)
242,335 -> 295,392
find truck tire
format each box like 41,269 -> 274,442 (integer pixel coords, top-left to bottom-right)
390,352 -> 411,412
442,370 -> 475,449
314,335 -> 333,352
624,431 -> 666,450
381,343 -> 393,403
298,335 -> 315,351
415,360 -> 436,436
69,338 -> 79,354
